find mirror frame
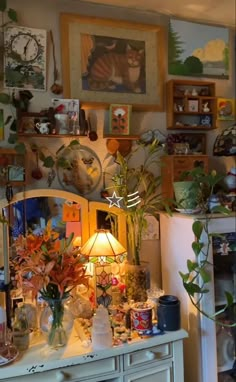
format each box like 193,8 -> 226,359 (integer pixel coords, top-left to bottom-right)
0,188 -> 127,253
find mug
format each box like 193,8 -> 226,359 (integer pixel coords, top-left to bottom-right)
130,307 -> 152,332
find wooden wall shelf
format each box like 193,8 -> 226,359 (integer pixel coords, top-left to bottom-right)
166,79 -> 217,131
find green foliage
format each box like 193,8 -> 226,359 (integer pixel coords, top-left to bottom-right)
109,140 -> 169,265
184,56 -> 203,74
179,168 -> 235,328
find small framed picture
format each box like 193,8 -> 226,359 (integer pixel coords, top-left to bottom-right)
109,104 -> 132,135
52,98 -> 80,135
8,165 -> 25,182
188,100 -> 199,112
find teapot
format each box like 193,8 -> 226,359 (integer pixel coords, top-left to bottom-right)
35,122 -> 50,134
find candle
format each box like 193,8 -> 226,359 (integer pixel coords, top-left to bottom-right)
3,222 -> 10,285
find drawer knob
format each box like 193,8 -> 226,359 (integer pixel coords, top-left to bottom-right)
145,350 -> 155,360
56,370 -> 69,382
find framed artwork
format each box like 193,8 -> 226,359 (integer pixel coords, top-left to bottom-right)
168,19 -> 229,79
109,104 -> 131,135
8,165 -> 25,182
4,26 -> 47,90
52,98 -> 80,135
217,98 -> 235,120
60,13 -> 164,111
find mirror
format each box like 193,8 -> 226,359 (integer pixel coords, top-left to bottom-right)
0,189 -> 127,267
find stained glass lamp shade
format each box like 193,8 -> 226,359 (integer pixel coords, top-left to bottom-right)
80,229 -> 127,265
213,124 -> 236,156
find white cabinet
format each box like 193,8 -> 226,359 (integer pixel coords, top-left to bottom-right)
160,213 -> 236,382
1,330 -> 187,382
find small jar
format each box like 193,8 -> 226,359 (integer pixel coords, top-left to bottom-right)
12,305 -> 30,351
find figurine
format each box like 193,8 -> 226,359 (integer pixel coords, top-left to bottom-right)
202,102 -> 210,112
192,88 -> 198,96
35,122 -> 50,134
177,104 -> 184,112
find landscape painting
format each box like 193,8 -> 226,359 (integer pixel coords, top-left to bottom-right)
168,19 -> 229,79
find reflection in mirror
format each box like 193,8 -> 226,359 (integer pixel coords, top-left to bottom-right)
96,211 -> 118,239
0,189 -> 90,251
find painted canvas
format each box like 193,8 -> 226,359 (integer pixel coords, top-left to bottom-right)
81,34 -> 145,94
109,104 -> 132,135
217,98 -> 235,120
168,19 -> 229,79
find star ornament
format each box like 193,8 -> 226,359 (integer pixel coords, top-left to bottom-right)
106,191 -> 123,208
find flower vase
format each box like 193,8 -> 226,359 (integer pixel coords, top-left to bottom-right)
125,262 -> 149,302
40,298 -> 73,348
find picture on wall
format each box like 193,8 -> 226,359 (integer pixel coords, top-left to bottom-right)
60,13 -> 164,111
217,98 -> 235,120
168,19 -> 229,79
109,104 -> 132,135
4,26 -> 47,90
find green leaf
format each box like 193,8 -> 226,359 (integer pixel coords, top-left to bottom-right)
183,282 -> 202,297
192,220 -> 204,240
57,157 -> 71,169
225,291 -> 234,306
8,133 -> 17,144
199,268 -> 211,283
0,0 -> 7,12
8,8 -> 17,22
179,271 -> 189,282
192,241 -> 204,256
211,205 -> 231,215
43,156 -> 55,168
0,93 -> 11,104
15,142 -> 26,155
68,139 -> 80,147
187,259 -> 198,272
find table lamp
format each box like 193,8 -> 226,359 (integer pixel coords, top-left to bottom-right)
80,229 -> 126,307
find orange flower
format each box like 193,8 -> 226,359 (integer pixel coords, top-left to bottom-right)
11,227 -> 88,300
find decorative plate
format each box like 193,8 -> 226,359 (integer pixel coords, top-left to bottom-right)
57,145 -> 102,195
0,345 -> 19,366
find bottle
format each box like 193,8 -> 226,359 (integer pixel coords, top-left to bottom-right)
12,305 -> 30,351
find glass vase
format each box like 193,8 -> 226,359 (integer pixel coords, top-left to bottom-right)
125,262 -> 149,302
40,298 -> 73,348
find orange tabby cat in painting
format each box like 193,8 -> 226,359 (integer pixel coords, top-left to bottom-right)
88,44 -> 145,93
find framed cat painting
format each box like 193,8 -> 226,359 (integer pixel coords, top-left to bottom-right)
60,14 -> 164,111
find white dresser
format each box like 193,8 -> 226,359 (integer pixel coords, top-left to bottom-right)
1,329 -> 187,382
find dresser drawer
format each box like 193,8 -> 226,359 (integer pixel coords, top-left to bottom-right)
4,356 -> 120,382
124,343 -> 172,370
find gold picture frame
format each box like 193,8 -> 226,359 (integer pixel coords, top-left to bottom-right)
60,13 -> 165,111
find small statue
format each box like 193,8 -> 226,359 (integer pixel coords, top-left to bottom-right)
192,88 -> 198,96
202,102 -> 210,112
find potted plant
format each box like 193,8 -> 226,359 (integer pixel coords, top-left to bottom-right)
109,140 -> 170,301
178,168 -> 235,329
